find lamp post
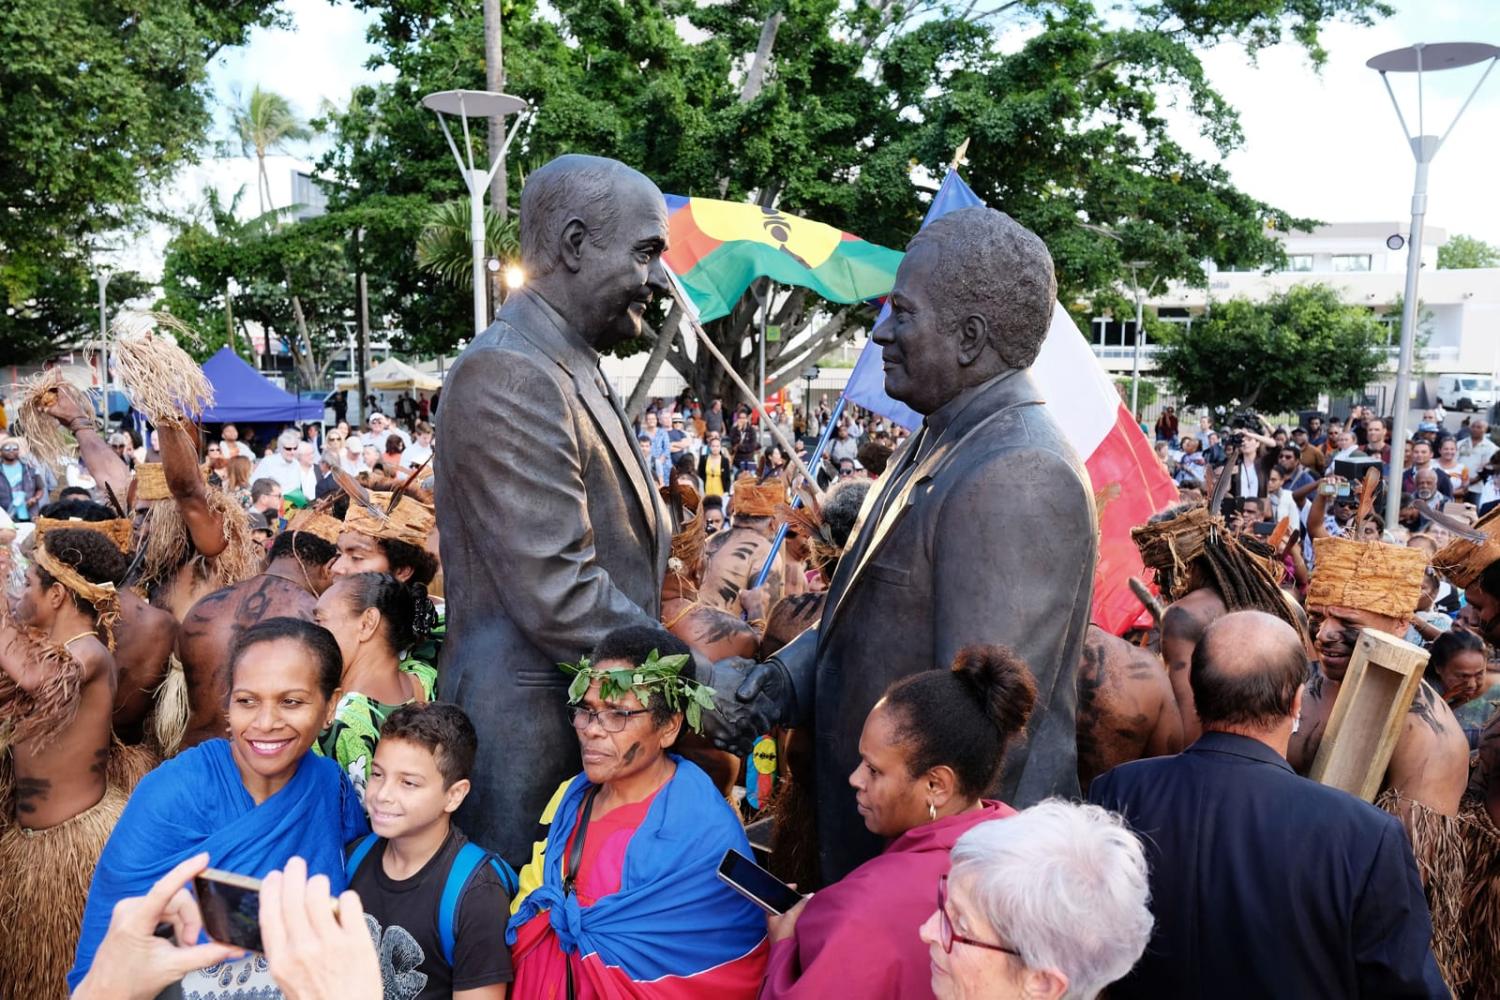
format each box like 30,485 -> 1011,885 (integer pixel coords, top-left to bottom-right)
1079,222 -> 1150,417
420,90 -> 528,336
95,271 -> 111,402
1367,41 -> 1499,532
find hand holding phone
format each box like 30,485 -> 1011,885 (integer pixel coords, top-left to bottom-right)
717,849 -> 803,915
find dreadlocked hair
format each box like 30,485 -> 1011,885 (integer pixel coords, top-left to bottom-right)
1197,533 -> 1303,635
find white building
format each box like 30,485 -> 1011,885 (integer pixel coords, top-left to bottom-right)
1089,222 -> 1500,379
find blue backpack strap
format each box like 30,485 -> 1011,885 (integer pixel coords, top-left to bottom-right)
344,833 -> 381,882
439,843 -> 522,966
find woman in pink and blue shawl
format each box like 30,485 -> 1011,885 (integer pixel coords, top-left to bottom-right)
69,618 -> 368,997
508,626 -> 768,998
759,645 -> 1037,998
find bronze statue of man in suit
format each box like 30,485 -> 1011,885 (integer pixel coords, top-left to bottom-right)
436,154 -> 672,861
710,206 -> 1097,882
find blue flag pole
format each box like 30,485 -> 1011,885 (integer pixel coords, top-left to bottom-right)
751,394 -> 847,589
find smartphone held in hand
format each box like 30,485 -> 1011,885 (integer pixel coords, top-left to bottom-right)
195,869 -> 265,953
717,849 -> 803,915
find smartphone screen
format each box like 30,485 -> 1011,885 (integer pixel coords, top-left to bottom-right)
717,849 -> 802,915
195,869 -> 264,952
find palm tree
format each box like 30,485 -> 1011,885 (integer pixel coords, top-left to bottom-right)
415,198 -> 520,287
232,85 -> 313,214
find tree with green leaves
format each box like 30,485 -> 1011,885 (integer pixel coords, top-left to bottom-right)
1437,234 -> 1500,270
1153,284 -> 1388,415
316,0 -> 1388,403
232,85 -> 315,214
0,0 -> 283,361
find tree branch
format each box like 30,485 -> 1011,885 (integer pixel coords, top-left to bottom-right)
625,301 -> 684,420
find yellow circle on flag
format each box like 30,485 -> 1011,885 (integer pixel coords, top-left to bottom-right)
751,735 -> 778,775
688,200 -> 843,270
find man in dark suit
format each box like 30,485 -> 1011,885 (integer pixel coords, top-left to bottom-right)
1089,611 -> 1446,999
436,155 -> 672,862
715,206 -> 1096,881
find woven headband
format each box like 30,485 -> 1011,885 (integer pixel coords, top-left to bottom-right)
32,543 -> 120,651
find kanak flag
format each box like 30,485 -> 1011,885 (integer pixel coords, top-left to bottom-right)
845,169 -> 1179,635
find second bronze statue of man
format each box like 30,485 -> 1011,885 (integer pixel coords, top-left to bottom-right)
711,205 -> 1097,883
436,155 -> 674,862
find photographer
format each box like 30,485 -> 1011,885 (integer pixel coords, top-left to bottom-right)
71,855 -> 381,1000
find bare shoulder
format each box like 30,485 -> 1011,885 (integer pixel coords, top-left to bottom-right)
1162,591 -> 1225,641
1403,680 -> 1468,749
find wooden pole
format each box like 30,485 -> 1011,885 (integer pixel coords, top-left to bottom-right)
665,267 -> 816,486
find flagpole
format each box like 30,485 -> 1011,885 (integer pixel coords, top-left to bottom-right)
665,267 -> 816,486
752,394 -> 847,589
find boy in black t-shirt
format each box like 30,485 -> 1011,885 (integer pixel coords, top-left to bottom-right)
347,703 -> 515,1000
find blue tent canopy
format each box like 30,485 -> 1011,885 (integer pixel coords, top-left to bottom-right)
200,347 -> 325,423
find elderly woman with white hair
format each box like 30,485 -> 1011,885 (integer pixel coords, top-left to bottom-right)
919,800 -> 1153,1000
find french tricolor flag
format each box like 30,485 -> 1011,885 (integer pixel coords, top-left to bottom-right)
844,169 -> 1179,635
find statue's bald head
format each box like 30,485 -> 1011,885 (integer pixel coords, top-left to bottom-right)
1191,611 -> 1308,731
519,154 -> 659,276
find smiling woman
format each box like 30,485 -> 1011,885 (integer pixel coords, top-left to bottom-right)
69,618 -> 369,997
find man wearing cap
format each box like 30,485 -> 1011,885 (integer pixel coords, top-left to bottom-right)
0,438 -> 44,522
1292,533 -> 1470,985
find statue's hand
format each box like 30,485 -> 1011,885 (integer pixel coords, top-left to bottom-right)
698,657 -> 791,754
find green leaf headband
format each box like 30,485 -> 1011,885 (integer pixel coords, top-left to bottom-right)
558,648 -> 718,733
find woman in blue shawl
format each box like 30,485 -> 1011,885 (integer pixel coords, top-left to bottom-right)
69,617 -> 369,997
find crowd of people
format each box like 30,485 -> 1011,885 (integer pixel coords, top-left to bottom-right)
6,310 -> 1500,1000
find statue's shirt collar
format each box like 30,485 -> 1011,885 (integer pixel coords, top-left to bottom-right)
520,289 -> 602,373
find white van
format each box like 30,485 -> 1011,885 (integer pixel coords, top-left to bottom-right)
1438,374 -> 1496,412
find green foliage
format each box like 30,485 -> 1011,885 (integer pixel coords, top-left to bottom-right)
316,0 -> 1388,391
232,85 -> 316,214
558,650 -> 716,732
1437,234 -> 1500,271
0,0 -> 282,361
1153,284 -> 1387,414
414,200 -> 520,287
1115,377 -> 1159,409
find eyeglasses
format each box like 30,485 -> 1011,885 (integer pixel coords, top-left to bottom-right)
567,704 -> 650,733
936,875 -> 1019,957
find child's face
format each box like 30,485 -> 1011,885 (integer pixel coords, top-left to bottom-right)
365,737 -> 468,839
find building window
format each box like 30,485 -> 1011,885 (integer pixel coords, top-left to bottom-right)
1332,254 -> 1371,272
1288,255 -> 1314,272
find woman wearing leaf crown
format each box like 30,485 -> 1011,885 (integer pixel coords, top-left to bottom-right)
507,624 -> 768,998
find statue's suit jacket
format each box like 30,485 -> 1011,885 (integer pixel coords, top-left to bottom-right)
436,289 -> 668,863
778,369 -> 1096,882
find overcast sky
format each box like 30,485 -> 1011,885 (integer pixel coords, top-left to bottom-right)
207,0 -> 1500,245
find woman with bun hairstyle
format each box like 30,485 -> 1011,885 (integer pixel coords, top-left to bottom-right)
313,571 -> 441,801
759,645 -> 1037,999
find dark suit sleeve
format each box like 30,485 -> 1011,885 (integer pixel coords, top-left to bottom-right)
1352,817 -> 1448,998
932,449 -> 1094,797
440,347 -> 657,662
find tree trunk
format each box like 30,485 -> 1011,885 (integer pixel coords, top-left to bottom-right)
717,9 -> 783,197
256,152 -> 269,215
765,311 -> 854,395
483,0 -> 507,217
626,301 -> 684,421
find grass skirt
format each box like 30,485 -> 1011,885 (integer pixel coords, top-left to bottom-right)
1460,794 -> 1500,1000
0,769 -> 128,1000
1377,788 -> 1469,993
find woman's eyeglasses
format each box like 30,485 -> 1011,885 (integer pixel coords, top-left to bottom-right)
567,705 -> 650,733
936,875 -> 1019,957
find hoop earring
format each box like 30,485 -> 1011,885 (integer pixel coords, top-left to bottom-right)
928,801 -> 937,822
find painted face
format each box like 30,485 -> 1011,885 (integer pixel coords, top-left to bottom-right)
571,669 -> 680,787
849,703 -> 932,838
575,179 -> 670,350
1463,582 -> 1500,646
16,565 -> 56,630
365,736 -> 468,840
918,872 -> 1027,1000
1309,605 -> 1406,682
226,638 -> 336,796
871,242 -> 953,416
1438,648 -> 1488,707
332,531 -> 390,577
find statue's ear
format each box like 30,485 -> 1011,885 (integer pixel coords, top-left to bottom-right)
957,313 -> 988,367
559,217 -> 589,273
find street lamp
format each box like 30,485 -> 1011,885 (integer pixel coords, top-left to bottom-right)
95,271 -> 111,401
1367,41 -> 1499,532
420,89 -> 528,335
1079,222 -> 1150,417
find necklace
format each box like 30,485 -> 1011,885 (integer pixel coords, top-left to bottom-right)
60,630 -> 99,647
